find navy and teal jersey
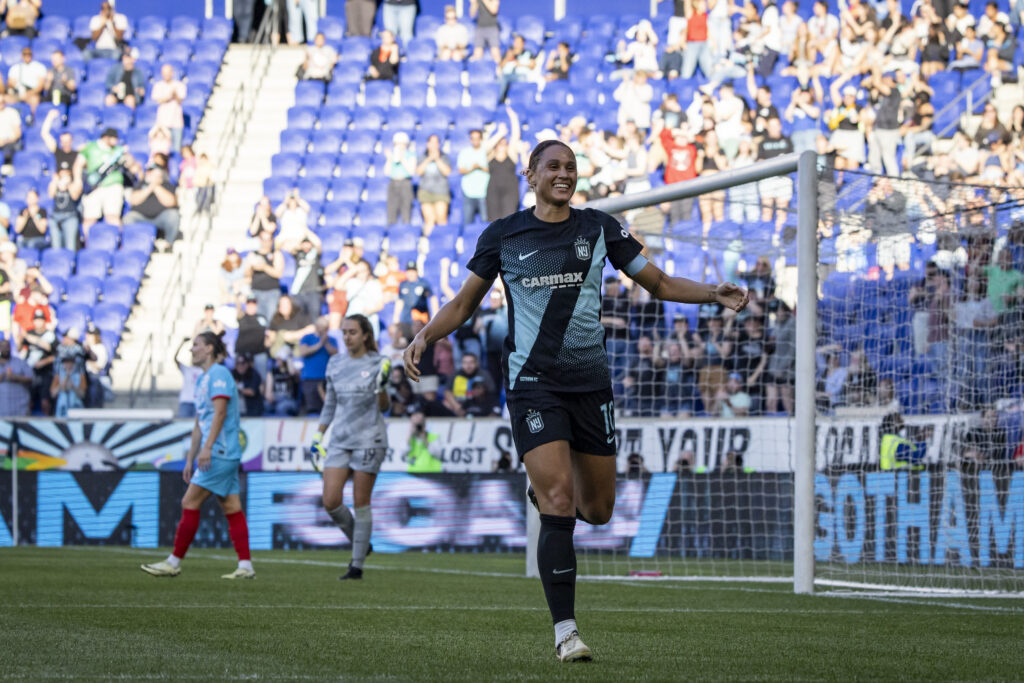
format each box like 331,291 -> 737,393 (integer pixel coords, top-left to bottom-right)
194,363 -> 242,460
466,207 -> 648,392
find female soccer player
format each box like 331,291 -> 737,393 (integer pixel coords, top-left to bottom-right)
141,332 -> 254,579
309,314 -> 390,580
403,140 -> 749,662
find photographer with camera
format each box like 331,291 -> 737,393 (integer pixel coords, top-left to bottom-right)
405,410 -> 442,473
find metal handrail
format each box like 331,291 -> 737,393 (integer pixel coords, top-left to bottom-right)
127,331 -> 155,408
935,70 -> 994,139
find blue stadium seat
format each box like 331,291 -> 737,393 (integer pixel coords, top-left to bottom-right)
87,223 -> 120,252
539,81 -> 571,106
398,61 -> 431,87
350,106 -> 385,130
136,16 -> 169,42
201,17 -> 234,43
335,153 -> 371,178
319,106 -> 352,131
102,276 -> 139,309
287,105 -> 319,129
160,39 -> 193,63
136,41 -> 161,63
169,16 -> 202,41
92,301 -> 130,332
303,152 -> 337,178
345,129 -> 378,155
364,177 -> 389,203
311,129 -> 345,154
466,60 -> 497,84
192,39 -> 227,63
272,154 -> 303,179
357,202 -> 388,226
326,84 -> 358,108
38,15 -> 71,40
318,15 -> 345,42
84,57 -> 115,83
551,15 -> 583,44
419,106 -> 454,130
414,15 -> 442,40
4,175 -> 38,200
280,129 -> 309,154
333,61 -> 365,86
72,15 -> 93,40
76,83 -> 106,109
586,15 -> 617,41
295,80 -> 325,107
433,61 -> 462,87
340,37 -> 372,62
296,178 -> 330,203
405,38 -> 436,63
457,106 -> 492,131
469,83 -> 501,110
515,15 -> 546,45
329,180 -> 363,203
75,248 -> 112,280
121,223 -> 156,254
399,83 -> 428,108
56,303 -> 91,337
320,202 -> 358,230
364,80 -> 394,108
355,226 -> 385,252
65,275 -> 103,306
111,250 -> 149,281
186,61 -> 220,87
101,106 -> 133,132
132,104 -> 158,131
387,228 -> 418,253
387,106 -> 419,130
11,151 -> 47,178
319,226 -> 349,252
506,81 -> 538,110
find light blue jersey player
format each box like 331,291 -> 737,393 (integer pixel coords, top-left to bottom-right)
141,332 -> 254,580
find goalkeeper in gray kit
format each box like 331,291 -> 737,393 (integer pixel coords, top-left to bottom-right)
309,314 -> 391,580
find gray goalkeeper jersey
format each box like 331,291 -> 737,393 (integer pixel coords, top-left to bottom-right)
319,351 -> 389,451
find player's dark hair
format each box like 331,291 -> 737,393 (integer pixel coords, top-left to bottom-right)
521,140 -> 574,186
345,314 -> 378,353
195,330 -> 228,363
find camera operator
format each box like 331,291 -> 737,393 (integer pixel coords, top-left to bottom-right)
404,410 -> 442,473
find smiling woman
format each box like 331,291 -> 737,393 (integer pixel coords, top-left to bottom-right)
403,140 -> 751,663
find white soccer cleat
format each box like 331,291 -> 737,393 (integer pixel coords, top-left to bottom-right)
140,561 -> 181,577
221,567 -> 256,580
555,631 -> 593,662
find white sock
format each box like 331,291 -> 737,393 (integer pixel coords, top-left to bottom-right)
238,560 -> 253,572
327,504 -> 355,541
166,554 -> 181,568
352,505 -> 372,569
554,619 -> 578,648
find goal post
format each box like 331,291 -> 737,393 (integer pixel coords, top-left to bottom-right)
523,151 -> 819,592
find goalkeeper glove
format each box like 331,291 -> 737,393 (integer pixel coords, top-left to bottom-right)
377,358 -> 392,392
309,432 -> 325,472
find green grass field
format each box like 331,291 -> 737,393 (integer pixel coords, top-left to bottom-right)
1,547 -> 1023,681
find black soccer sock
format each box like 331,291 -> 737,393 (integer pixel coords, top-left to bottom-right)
537,514 -> 577,625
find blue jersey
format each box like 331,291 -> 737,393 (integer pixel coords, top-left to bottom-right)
194,363 -> 242,460
467,207 -> 647,393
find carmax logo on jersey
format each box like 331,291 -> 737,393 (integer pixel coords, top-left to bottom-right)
521,272 -> 585,289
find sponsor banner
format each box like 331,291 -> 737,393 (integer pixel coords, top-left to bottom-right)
2,470 -> 1019,569
0,413 -> 980,474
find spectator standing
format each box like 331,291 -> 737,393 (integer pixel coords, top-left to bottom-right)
984,248 -> 1023,314
51,355 -> 86,417
623,335 -> 663,417
85,2 -> 128,61
0,98 -> 20,167
694,313 -> 732,414
220,248 -> 248,307
0,338 -> 32,416
435,5 -> 469,61
75,126 -> 136,232
246,229 -> 286,323
457,129 -> 490,224
475,287 -> 508,388
286,0 -> 319,45
757,117 -> 794,227
682,0 -> 714,79
274,189 -> 317,251
486,110 -> 524,221
14,189 -> 48,250
717,372 -> 752,418
335,260 -> 384,333
615,20 -> 660,76
841,349 -> 878,408
268,294 -> 315,358
40,109 -> 78,173
104,51 -> 146,109
382,0 -> 417,44
470,0 -> 502,63
235,295 -> 270,378
151,65 -> 186,153
297,316 -> 337,415
264,347 -> 300,416
174,337 -> 201,417
864,67 -> 901,176
345,0 -> 376,37
124,165 -> 181,248
300,33 -> 338,83
498,35 -> 538,99
7,46 -> 45,121
2,0 -> 40,38
21,309 -> 55,414
366,30 -> 400,82
658,120 -> 698,224
289,237 -> 324,320
83,328 -> 109,408
393,261 -> 438,333
729,314 -> 771,414
248,195 -> 278,238
193,303 -> 225,337
415,134 -> 452,234
784,85 -> 822,155
232,353 -> 264,417
613,69 -> 654,132
44,50 -> 77,113
385,132 -> 416,225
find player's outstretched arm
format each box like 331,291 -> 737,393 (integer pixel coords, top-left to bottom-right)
405,273 -> 493,381
630,262 -> 750,312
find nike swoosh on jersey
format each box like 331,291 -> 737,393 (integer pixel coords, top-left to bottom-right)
552,568 -> 575,574
519,250 -> 539,260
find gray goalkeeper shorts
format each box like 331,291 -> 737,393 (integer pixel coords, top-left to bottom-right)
324,447 -> 387,474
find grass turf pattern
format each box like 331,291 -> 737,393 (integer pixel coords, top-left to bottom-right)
1,547 -> 1022,681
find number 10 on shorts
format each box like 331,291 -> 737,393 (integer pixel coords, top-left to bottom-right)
600,401 -> 616,445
